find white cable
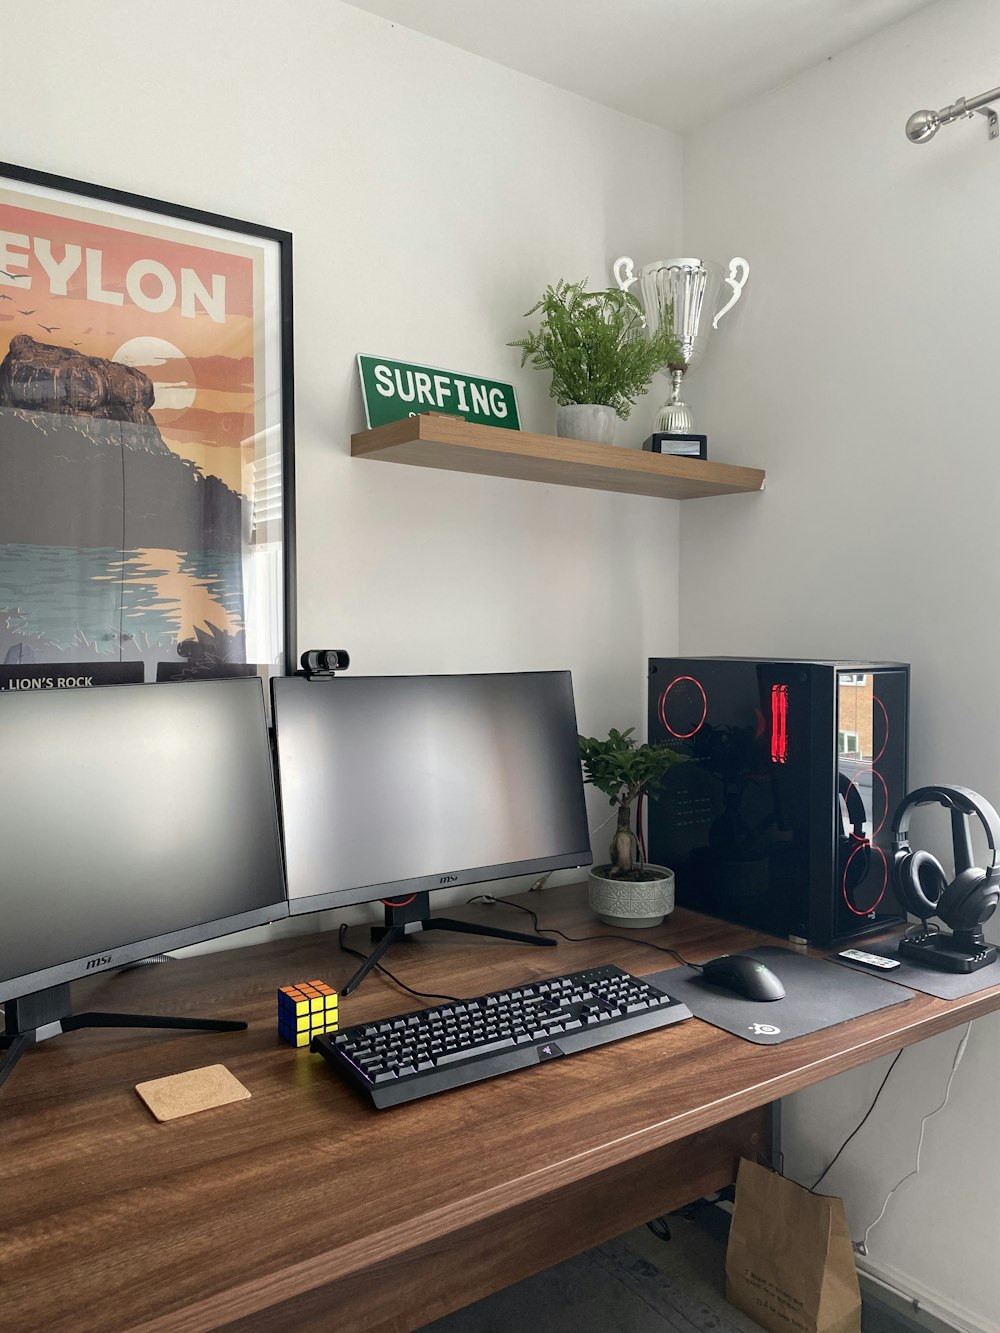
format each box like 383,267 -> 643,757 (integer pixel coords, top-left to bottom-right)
855,1021 -> 973,1255
529,807 -> 622,891
590,807 -> 620,838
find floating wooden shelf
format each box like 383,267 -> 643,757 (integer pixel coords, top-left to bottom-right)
351,415 -> 765,501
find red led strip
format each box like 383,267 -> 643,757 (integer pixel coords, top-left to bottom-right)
771,684 -> 788,764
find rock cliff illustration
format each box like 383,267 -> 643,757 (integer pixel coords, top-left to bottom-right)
0,335 -> 246,551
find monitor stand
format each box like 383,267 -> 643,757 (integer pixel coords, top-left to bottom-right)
898,926 -> 998,974
342,890 -> 556,996
0,981 -> 247,1094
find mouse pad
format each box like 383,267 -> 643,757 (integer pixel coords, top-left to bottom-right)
827,938 -> 1000,1000
644,946 -> 915,1045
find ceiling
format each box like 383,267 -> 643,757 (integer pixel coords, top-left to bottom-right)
342,0 -> 936,132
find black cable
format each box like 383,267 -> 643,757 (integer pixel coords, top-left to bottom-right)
338,890 -> 704,1010
808,1048 -> 904,1193
465,894 -> 704,971
546,928 -> 702,971
117,955 -> 172,971
904,920 -> 939,939
336,924 -> 464,1004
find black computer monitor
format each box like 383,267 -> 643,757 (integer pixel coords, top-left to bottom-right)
270,671 -> 592,992
0,677 -> 288,1090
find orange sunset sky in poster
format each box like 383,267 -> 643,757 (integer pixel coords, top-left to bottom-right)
0,192 -> 261,494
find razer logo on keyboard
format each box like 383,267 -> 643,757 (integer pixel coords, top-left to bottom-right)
439,873 -> 458,884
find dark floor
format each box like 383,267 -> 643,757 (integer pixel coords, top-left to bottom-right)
418,1205 -> 940,1333
418,1213 -> 763,1333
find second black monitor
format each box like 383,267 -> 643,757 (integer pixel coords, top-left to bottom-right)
270,670 -> 592,914
0,676 -> 288,1006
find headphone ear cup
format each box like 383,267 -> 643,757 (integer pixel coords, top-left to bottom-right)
895,848 -> 949,918
938,867 -> 999,931
839,782 -> 870,893
843,837 -> 871,894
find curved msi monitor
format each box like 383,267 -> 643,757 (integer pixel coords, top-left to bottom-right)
271,671 -> 592,913
0,677 -> 288,1007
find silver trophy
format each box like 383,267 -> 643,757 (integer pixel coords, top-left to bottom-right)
612,255 -> 749,435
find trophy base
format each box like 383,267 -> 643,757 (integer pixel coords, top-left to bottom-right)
643,432 -> 707,460
655,401 -> 695,435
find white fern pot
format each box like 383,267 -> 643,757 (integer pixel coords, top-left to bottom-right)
556,403 -> 617,444
587,865 -> 675,929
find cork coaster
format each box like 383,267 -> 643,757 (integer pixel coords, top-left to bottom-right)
136,1064 -> 251,1122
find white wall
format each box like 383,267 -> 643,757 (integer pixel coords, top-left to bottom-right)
683,1 -> 1000,1325
1,1 -> 684,942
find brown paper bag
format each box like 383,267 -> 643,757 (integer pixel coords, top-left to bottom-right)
725,1157 -> 861,1333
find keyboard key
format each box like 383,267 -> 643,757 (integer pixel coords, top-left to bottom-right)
438,1036 -> 517,1065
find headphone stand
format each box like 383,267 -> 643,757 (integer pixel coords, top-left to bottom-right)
898,927 -> 997,974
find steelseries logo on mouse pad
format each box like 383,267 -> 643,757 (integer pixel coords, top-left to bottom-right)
749,1023 -> 781,1036
538,1043 -> 564,1059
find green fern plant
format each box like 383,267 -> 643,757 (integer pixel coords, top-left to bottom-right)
509,279 -> 679,420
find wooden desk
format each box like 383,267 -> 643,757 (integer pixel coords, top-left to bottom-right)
4,885 -> 1000,1333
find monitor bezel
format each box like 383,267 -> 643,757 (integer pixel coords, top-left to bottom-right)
270,670 -> 593,917
0,676 -> 289,1006
0,902 -> 287,1005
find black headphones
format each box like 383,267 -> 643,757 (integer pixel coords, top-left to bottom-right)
891,785 -> 1000,931
838,771 -> 870,893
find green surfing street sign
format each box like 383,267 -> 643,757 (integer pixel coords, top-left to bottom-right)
358,354 -> 521,431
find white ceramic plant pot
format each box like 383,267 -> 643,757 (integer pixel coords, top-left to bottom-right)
556,403 -> 617,444
587,865 -> 675,929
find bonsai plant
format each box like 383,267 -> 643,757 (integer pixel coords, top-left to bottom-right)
578,726 -> 685,927
509,279 -> 680,444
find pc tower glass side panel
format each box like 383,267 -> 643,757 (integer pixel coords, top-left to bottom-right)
833,666 -> 908,941
647,658 -> 908,947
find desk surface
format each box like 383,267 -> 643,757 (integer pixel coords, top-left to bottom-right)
5,886 -> 1000,1333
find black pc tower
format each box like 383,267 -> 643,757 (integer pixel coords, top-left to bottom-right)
647,658 -> 909,947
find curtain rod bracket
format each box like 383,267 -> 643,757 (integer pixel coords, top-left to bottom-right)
975,106 -> 999,140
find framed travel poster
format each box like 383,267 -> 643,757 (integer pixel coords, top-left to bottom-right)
0,161 -> 295,687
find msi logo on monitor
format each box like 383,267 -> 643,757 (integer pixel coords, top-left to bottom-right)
85,954 -> 113,970
439,874 -> 458,884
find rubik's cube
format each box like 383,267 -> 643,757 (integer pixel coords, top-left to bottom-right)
278,980 -> 339,1047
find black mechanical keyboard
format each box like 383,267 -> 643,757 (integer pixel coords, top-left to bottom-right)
311,963 -> 692,1109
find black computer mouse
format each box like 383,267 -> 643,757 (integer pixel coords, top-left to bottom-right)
699,954 -> 786,1002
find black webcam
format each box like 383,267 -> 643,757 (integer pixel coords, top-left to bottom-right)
299,649 -> 350,677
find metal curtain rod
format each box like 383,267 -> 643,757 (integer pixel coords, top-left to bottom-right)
906,85 -> 1000,143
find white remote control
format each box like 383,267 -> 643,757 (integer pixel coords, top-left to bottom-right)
838,948 -> 901,970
